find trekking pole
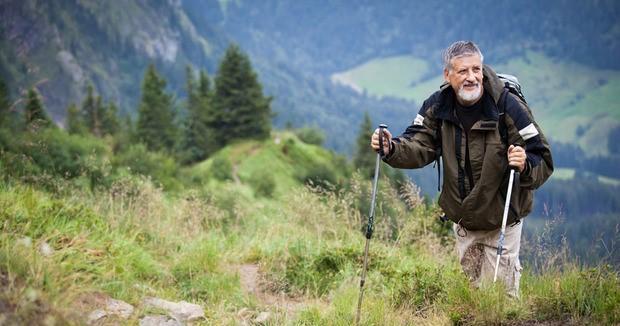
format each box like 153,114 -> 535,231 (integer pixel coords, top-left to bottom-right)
493,166 -> 520,283
355,124 -> 387,326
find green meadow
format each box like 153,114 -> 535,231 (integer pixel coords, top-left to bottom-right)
1,131 -> 618,325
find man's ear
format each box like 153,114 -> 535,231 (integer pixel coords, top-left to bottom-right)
443,68 -> 450,83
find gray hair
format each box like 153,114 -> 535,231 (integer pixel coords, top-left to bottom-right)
442,41 -> 484,70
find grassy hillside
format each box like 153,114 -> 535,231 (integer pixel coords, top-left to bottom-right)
331,56 -> 432,101
552,167 -> 620,186
332,51 -> 620,156
181,133 -> 350,203
1,132 -> 619,325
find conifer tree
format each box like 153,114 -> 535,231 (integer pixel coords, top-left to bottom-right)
24,88 -> 52,129
82,84 -> 103,137
181,66 -> 216,164
101,101 -> 120,136
198,70 -> 211,99
79,84 -> 120,137
213,44 -> 272,144
353,112 -> 376,178
0,79 -> 10,128
113,114 -> 135,153
66,103 -> 86,134
136,64 -> 177,152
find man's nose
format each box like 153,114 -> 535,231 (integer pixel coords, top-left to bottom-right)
465,70 -> 476,81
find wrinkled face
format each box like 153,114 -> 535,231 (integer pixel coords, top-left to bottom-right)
444,54 -> 484,106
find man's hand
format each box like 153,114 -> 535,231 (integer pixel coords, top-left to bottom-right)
370,128 -> 393,154
507,145 -> 526,173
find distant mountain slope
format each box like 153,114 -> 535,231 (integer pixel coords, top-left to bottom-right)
0,0 -> 415,154
193,0 -> 620,74
2,0 -> 618,155
183,0 -> 620,153
0,0 -> 227,120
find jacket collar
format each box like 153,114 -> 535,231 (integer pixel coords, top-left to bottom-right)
435,64 -> 505,124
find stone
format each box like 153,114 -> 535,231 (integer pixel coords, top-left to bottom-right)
38,242 -> 54,257
254,311 -> 271,324
87,309 -> 107,324
105,298 -> 134,319
142,297 -> 204,322
139,315 -> 183,326
86,298 -> 134,325
17,237 -> 32,247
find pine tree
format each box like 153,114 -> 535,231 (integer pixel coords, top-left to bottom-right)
113,113 -> 135,153
82,84 -> 104,137
213,44 -> 272,145
79,84 -> 120,137
66,103 -> 86,134
0,78 -> 10,128
101,101 -> 120,136
136,64 -> 177,152
198,70 -> 211,99
181,66 -> 217,164
353,112 -> 376,178
24,88 -> 52,129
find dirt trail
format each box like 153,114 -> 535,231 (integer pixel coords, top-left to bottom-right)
231,164 -> 241,185
230,144 -> 262,186
237,264 -> 306,319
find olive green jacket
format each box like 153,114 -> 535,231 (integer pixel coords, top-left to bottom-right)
384,65 -> 553,230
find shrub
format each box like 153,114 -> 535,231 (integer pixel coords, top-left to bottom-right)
210,156 -> 233,181
248,170 -> 276,198
281,242 -> 359,296
113,143 -> 179,190
1,129 -> 108,180
389,264 -> 447,310
297,163 -> 337,189
294,126 -> 325,146
527,265 -> 620,324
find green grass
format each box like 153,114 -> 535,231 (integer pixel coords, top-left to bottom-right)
551,167 -> 620,186
1,135 -> 619,325
551,167 -> 576,180
332,55 -> 433,101
189,132 -> 345,198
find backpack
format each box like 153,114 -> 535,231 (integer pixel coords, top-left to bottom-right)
434,74 -> 527,192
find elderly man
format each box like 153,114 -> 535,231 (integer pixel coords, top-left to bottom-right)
371,41 -> 553,296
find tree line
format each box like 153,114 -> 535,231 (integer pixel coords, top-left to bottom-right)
1,43 -> 402,191
0,44 -> 272,167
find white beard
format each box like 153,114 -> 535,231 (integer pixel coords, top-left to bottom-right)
457,84 -> 482,103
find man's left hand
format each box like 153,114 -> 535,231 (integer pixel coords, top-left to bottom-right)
507,145 -> 526,173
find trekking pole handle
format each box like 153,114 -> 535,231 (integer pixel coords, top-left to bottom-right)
378,124 -> 388,157
507,144 -> 524,174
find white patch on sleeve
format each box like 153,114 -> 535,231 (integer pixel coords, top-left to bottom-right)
414,114 -> 424,126
519,123 -> 539,141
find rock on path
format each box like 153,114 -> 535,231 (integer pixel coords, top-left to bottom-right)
139,315 -> 183,326
237,263 -> 305,323
142,297 -> 204,323
82,296 -> 134,325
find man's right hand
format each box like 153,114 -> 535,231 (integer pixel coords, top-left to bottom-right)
370,128 -> 393,154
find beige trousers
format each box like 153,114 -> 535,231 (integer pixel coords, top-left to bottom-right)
453,221 -> 523,297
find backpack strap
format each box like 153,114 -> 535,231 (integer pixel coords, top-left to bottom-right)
454,127 -> 466,200
498,88 -> 510,146
498,87 -> 523,224
435,120 -> 442,191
